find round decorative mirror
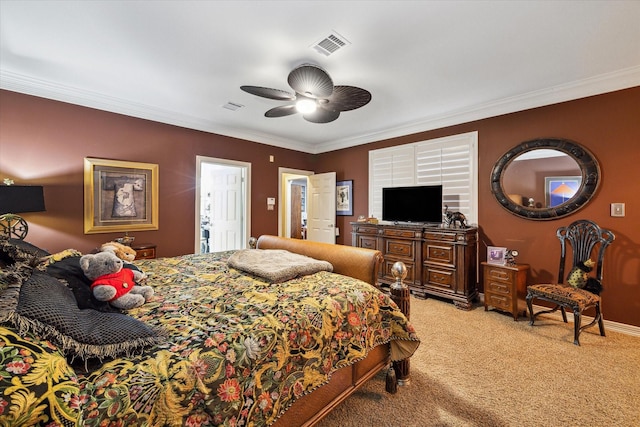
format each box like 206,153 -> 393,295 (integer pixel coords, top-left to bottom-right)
490,138 -> 600,220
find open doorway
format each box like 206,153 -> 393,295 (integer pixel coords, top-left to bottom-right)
195,156 -> 251,253
279,168 -> 336,244
278,168 -> 313,239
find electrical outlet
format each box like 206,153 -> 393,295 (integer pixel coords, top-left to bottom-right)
610,203 -> 625,217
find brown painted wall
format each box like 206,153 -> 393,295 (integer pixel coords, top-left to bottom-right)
317,86 -> 640,327
1,87 -> 638,326
0,90 -> 314,256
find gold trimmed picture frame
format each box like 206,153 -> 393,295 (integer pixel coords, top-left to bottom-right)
84,158 -> 159,234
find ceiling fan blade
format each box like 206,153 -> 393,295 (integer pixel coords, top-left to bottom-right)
323,86 -> 372,111
303,107 -> 340,124
240,86 -> 295,101
265,105 -> 298,118
288,64 -> 333,99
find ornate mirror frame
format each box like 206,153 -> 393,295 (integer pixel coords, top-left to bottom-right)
490,138 -> 600,220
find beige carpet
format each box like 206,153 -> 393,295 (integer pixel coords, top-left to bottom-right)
319,297 -> 640,427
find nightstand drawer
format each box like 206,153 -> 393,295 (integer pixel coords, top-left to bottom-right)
485,292 -> 512,311
133,244 -> 156,260
486,280 -> 513,295
486,266 -> 515,284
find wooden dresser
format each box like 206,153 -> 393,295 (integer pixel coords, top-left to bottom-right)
352,222 -> 478,309
482,262 -> 529,320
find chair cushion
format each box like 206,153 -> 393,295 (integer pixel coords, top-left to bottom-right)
527,283 -> 599,311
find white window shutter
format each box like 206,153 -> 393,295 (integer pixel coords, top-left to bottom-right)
369,131 -> 478,224
369,145 -> 414,219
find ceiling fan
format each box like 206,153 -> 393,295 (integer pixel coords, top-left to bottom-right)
240,64 -> 371,123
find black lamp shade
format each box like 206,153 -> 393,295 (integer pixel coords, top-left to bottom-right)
0,185 -> 46,215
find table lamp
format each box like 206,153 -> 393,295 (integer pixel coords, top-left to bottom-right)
0,185 -> 46,239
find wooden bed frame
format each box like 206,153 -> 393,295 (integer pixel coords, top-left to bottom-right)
254,236 -> 409,427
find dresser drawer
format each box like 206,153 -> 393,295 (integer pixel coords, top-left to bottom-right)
423,231 -> 458,242
383,228 -> 418,239
353,225 -> 378,235
424,242 -> 454,266
382,259 -> 416,284
357,235 -> 378,250
384,239 -> 415,259
423,265 -> 454,290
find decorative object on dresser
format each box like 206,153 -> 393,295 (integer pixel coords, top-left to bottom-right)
352,222 -> 478,310
443,204 -> 467,228
526,220 -> 615,345
482,262 -> 530,321
505,249 -> 519,266
131,243 -> 156,260
487,246 -> 507,265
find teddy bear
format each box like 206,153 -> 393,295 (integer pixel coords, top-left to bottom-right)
100,241 -> 137,262
79,251 -> 154,310
100,241 -> 148,282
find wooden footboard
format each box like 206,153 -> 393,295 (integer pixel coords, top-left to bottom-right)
254,236 -> 407,426
271,344 -> 389,427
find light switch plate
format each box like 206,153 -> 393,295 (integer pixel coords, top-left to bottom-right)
610,203 -> 625,217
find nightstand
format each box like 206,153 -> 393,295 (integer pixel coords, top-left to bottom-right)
132,243 -> 156,260
482,262 -> 529,321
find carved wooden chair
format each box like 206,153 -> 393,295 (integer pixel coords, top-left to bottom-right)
526,220 -> 615,345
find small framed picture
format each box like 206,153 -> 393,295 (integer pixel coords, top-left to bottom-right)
336,180 -> 353,216
487,246 -> 507,265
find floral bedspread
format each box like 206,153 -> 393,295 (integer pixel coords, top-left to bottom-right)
1,251 -> 419,426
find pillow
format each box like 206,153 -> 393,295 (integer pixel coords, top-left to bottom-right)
567,259 -> 595,288
1,263 -> 160,361
228,249 -> 333,283
0,237 -> 50,266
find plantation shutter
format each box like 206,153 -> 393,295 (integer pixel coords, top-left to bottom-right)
368,145 -> 414,218
369,131 -> 477,224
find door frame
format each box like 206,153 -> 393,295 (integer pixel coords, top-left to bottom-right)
278,167 -> 313,238
195,156 -> 251,253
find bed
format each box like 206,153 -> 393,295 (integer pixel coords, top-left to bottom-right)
0,235 -> 419,426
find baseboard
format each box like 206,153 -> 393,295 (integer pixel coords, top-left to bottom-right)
478,293 -> 640,337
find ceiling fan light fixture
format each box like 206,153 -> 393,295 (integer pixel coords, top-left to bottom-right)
296,98 -> 317,114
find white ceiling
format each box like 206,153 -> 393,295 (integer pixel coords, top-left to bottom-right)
2,1 -> 639,154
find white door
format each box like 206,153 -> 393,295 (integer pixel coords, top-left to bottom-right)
196,156 -> 251,253
307,172 -> 336,244
209,166 -> 244,251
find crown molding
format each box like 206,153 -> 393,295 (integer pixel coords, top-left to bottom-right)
2,66 -> 639,155
314,65 -> 640,153
0,70 -> 316,154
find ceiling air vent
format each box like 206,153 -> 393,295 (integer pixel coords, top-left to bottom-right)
223,102 -> 244,111
311,31 -> 350,56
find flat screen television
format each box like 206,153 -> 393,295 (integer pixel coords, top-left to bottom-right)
382,185 -> 443,223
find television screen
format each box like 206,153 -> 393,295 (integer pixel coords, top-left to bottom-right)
382,185 -> 443,223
